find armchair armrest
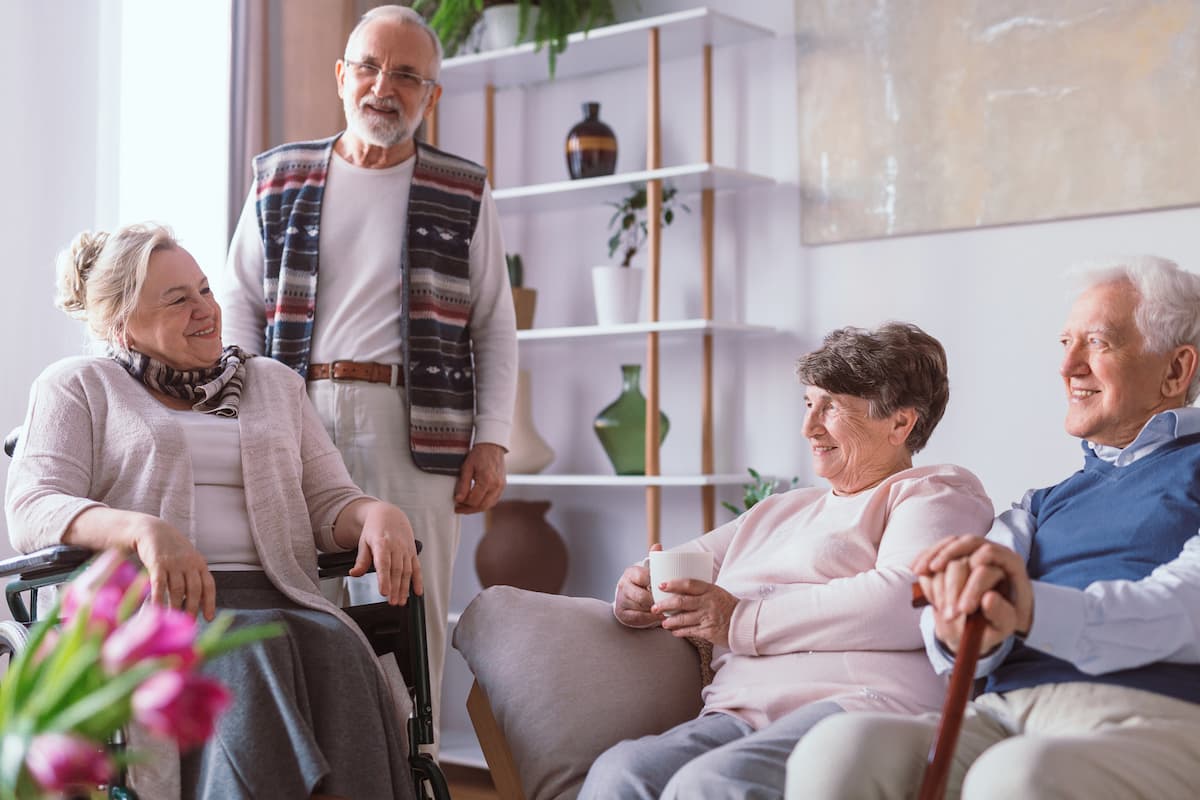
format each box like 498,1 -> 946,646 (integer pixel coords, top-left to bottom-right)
453,586 -> 704,800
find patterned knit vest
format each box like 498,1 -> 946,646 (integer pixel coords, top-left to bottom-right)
252,135 -> 486,475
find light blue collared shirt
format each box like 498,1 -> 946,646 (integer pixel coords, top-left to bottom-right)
922,406 -> 1200,678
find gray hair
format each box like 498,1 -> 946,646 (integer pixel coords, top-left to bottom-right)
55,223 -> 178,347
1070,256 -> 1200,404
795,322 -> 950,454
348,5 -> 443,79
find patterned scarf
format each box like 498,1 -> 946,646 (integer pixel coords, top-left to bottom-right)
110,345 -> 253,417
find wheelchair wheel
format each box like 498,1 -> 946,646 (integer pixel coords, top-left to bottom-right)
411,753 -> 451,800
0,619 -> 30,664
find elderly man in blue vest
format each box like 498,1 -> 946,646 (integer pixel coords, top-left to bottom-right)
787,256 -> 1200,799
217,5 -> 517,741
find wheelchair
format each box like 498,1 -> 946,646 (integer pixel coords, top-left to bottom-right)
0,431 -> 451,800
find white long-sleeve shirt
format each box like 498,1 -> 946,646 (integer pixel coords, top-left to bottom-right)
215,149 -> 517,449
665,464 -> 995,728
923,407 -> 1200,678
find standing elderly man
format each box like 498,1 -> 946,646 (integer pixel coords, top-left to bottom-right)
788,256 -> 1200,800
217,4 -> 517,739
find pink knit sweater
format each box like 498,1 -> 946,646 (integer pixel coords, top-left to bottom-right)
678,464 -> 993,729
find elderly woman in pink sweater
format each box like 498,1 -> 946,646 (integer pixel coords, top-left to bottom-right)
579,322 -> 994,800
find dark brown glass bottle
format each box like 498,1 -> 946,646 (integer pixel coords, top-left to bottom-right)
565,102 -> 617,179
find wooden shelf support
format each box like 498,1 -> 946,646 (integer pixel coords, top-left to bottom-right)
644,25 -> 663,549
484,82 -> 496,185
699,43 -> 716,533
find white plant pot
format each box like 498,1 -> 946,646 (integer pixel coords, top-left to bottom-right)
591,266 -> 643,326
480,4 -> 538,51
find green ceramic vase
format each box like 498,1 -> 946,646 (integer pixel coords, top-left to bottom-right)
593,364 -> 669,475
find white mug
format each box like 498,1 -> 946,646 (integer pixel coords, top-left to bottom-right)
648,550 -> 714,615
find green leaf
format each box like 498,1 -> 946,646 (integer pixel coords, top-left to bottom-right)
43,661 -> 160,734
197,622 -> 284,662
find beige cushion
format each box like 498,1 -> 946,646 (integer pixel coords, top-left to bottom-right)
453,586 -> 704,800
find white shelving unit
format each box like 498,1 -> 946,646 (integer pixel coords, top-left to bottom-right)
517,319 -> 773,342
507,473 -> 750,487
431,7 -> 775,771
493,164 -> 773,213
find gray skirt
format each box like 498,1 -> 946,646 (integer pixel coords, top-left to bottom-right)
180,571 -> 416,800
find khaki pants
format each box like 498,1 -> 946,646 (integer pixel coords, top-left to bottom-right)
308,379 -> 462,751
786,682 -> 1200,799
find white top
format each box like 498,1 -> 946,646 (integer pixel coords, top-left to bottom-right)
165,408 -> 261,570
218,147 -> 518,448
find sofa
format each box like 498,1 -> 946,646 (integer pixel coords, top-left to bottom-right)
452,585 -> 707,800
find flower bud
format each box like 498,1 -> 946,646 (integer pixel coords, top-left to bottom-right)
24,732 -> 113,792
132,670 -> 232,750
101,604 -> 198,674
62,550 -> 144,633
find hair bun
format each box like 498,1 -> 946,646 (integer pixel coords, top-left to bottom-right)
54,230 -> 109,319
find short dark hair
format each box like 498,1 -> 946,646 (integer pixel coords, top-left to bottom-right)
795,322 -> 949,453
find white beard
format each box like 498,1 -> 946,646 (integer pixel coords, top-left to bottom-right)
345,94 -> 421,148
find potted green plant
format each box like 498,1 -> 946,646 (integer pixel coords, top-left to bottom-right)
592,182 -> 689,326
507,252 -> 536,330
413,0 -> 616,77
721,468 -> 800,516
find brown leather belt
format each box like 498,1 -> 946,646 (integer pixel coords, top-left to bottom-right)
308,361 -> 404,387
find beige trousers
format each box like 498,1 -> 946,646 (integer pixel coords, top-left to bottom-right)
786,682 -> 1200,799
307,379 -> 462,750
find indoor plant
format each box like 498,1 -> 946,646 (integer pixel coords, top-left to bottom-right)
507,252 -> 536,330
0,551 -> 280,799
413,0 -> 617,77
592,182 -> 689,325
721,468 -> 799,516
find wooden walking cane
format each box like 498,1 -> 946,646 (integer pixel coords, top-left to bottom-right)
911,583 -> 988,800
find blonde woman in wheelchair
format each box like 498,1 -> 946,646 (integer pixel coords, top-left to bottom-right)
6,223 -> 421,800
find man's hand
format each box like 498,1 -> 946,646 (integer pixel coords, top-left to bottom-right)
614,544 -> 662,628
912,534 -> 1035,655
454,443 -> 507,514
655,580 -> 738,648
349,502 -> 423,605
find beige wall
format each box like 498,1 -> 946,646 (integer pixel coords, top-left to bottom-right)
797,0 -> 1200,243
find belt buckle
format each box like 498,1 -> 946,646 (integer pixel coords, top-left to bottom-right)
329,360 -> 353,383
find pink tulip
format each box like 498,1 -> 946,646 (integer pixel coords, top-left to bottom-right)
62,550 -> 145,633
24,732 -> 113,792
101,604 -> 198,674
31,628 -> 59,665
132,670 -> 232,750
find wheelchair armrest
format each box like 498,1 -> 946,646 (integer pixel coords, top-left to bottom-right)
316,539 -> 423,579
0,545 -> 93,581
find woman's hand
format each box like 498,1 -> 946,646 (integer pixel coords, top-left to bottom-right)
64,507 -> 216,621
344,501 -> 423,606
655,581 -> 738,648
913,534 -> 1035,655
614,545 -> 662,628
128,514 -> 217,621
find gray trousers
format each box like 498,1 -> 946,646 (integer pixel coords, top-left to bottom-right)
787,682 -> 1200,800
579,702 -> 843,800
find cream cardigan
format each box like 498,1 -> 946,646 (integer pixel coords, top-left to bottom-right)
5,355 -> 412,797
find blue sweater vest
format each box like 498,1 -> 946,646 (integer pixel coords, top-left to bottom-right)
986,433 -> 1200,704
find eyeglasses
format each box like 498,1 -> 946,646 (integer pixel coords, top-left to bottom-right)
342,58 -> 437,92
